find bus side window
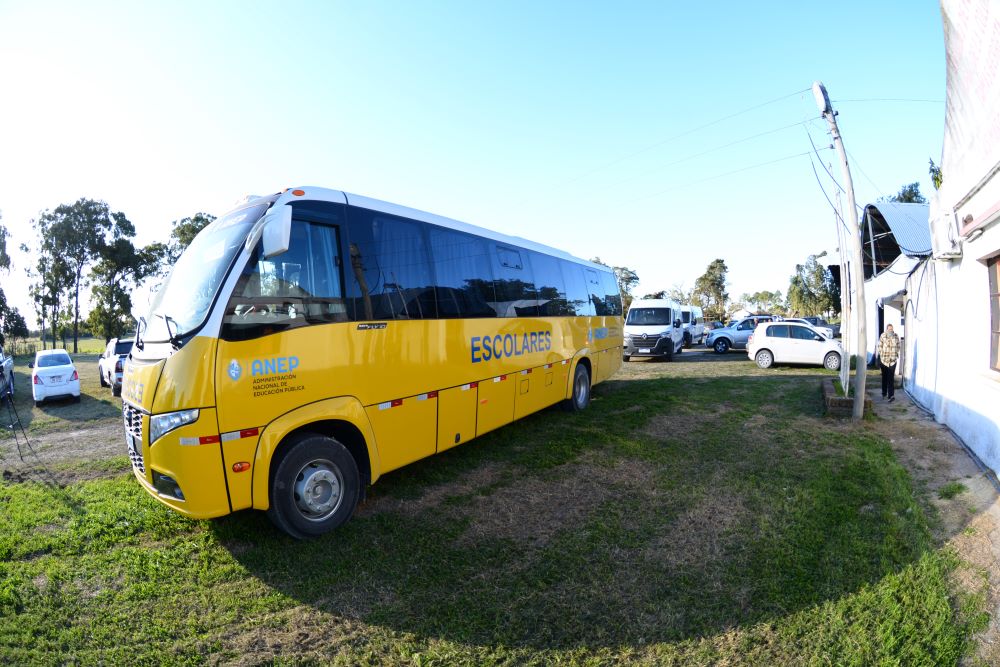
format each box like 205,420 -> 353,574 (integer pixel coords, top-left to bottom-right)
491,244 -> 538,317
346,207 -> 436,320
585,268 -> 609,316
599,270 -> 622,316
428,227 -> 497,318
529,251 -> 571,316
562,263 -> 593,316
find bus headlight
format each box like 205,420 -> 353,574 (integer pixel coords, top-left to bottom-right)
150,408 -> 200,444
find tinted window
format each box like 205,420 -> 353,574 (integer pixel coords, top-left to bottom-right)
428,226 -> 497,318
528,252 -> 572,316
38,353 -> 72,367
790,325 -> 819,340
492,244 -> 538,317
222,219 -> 347,341
113,340 -> 133,355
767,324 -> 789,338
626,308 -> 672,326
681,311 -> 691,324
599,270 -> 623,316
346,208 -> 436,320
561,262 -> 593,316
585,268 -> 608,316
737,319 -> 755,331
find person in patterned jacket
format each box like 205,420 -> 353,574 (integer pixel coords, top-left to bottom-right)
877,324 -> 900,402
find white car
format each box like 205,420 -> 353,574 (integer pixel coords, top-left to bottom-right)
31,349 -> 81,406
747,322 -> 843,370
781,317 -> 834,339
98,338 -> 133,395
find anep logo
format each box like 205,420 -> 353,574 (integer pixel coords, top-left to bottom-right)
227,360 -> 242,381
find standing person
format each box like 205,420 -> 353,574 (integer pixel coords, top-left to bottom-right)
877,324 -> 900,402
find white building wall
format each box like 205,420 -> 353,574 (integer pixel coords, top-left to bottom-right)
863,255 -> 921,365
905,224 -> 1000,474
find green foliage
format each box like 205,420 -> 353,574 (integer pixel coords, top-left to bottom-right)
744,289 -> 784,313
693,259 -> 729,321
788,254 -> 836,316
929,158 -> 943,190
937,482 -> 966,500
883,182 -> 928,204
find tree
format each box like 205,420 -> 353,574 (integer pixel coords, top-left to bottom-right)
745,289 -> 784,313
880,182 -> 927,204
36,199 -> 131,353
88,236 -> 166,342
642,290 -> 667,299
787,254 -> 836,316
693,259 -> 729,321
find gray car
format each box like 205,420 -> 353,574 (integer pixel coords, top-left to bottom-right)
705,315 -> 777,353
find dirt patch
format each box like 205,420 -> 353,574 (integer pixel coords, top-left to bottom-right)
0,422 -> 126,483
354,462 -> 511,519
457,460 -> 658,548
647,489 -> 750,569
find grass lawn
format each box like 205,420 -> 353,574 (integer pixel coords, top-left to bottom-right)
0,352 -> 988,664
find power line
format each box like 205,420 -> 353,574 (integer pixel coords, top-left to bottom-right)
634,149 -> 817,203
513,87 -> 812,205
833,98 -> 944,104
610,117 -> 818,186
804,126 -> 845,193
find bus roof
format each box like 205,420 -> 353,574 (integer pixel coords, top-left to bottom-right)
260,187 -> 611,273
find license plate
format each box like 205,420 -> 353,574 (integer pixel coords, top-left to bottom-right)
50,376 -> 62,383
639,348 -> 651,353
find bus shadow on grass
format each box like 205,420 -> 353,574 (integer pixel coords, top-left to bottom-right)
217,368 -> 940,650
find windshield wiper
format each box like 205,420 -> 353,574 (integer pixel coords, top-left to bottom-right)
135,316 -> 147,351
152,313 -> 185,349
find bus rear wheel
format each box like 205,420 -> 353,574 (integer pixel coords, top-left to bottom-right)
267,433 -> 361,539
562,363 -> 591,412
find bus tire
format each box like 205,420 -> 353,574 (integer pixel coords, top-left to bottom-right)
562,363 -> 591,412
267,433 -> 361,539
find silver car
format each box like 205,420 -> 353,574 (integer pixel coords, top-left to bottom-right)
705,315 -> 777,353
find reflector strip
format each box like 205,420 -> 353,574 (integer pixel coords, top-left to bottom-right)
378,401 -> 392,410
561,360 -> 569,365
179,437 -> 199,446
392,398 -> 403,407
417,391 -> 439,400
200,435 -> 220,445
461,384 -> 471,391
544,364 -> 552,369
220,427 -> 261,443
521,369 -> 532,375
470,382 -> 478,389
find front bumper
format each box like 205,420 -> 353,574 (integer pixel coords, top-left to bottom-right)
624,337 -> 674,357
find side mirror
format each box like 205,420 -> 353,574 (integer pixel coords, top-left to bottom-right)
28,362 -> 33,369
262,205 -> 292,258
673,319 -> 681,328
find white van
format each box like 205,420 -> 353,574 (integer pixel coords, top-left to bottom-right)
623,299 -> 685,361
679,305 -> 706,347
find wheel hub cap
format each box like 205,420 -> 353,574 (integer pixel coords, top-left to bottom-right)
294,463 -> 342,519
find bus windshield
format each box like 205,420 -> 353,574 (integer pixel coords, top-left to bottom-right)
144,202 -> 270,342
626,308 -> 673,326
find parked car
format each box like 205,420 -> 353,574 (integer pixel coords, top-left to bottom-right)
747,322 -> 843,370
30,349 -> 80,406
0,343 -> 13,397
705,314 -> 778,353
98,338 -> 133,395
781,317 -> 834,339
623,298 -> 685,361
799,315 -> 840,338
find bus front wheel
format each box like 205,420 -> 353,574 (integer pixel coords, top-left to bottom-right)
562,363 -> 591,413
267,433 -> 361,539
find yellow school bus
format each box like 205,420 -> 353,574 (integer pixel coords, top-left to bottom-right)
122,187 -> 623,537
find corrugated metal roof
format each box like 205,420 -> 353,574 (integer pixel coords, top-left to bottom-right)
863,202 -> 932,257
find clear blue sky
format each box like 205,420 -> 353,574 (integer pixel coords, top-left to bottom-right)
0,1 -> 945,320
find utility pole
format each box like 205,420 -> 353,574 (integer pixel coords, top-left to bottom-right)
813,81 -> 868,420
834,189 -> 851,396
